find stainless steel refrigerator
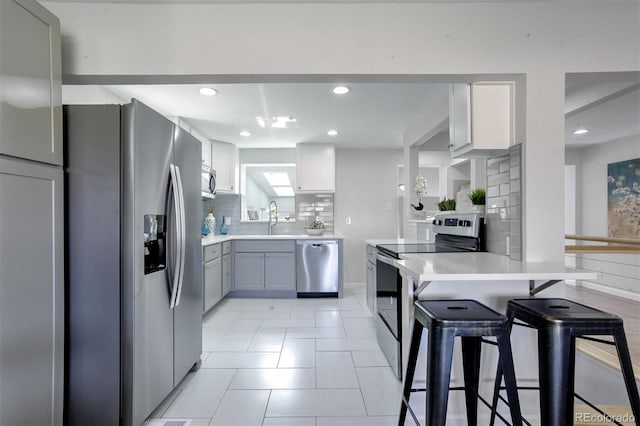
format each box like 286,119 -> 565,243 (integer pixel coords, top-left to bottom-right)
64,100 -> 203,426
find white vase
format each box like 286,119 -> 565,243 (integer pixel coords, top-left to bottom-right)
472,204 -> 485,215
205,213 -> 216,235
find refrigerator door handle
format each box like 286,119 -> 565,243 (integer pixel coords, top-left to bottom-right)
174,165 -> 187,307
169,164 -> 182,309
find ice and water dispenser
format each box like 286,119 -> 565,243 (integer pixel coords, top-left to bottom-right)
144,214 -> 166,274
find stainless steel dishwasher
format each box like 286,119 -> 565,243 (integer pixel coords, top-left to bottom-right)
296,240 -> 339,297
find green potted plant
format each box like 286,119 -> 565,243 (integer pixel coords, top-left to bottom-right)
438,198 -> 456,212
468,188 -> 486,214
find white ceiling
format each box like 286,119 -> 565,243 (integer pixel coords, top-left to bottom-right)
67,83 -> 449,149
62,73 -> 639,151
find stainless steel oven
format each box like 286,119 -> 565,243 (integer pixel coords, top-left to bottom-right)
375,251 -> 403,378
374,212 -> 485,380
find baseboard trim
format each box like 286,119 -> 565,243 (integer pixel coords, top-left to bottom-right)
567,280 -> 640,302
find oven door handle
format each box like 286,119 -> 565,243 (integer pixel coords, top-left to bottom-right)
376,253 -> 397,266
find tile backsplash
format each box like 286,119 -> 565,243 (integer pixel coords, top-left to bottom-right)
202,193 -> 334,236
485,144 -> 522,260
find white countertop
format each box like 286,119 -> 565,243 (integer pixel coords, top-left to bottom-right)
395,252 -> 598,282
203,234 -> 343,246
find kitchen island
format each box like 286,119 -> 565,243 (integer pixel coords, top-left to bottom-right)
389,251 -> 603,424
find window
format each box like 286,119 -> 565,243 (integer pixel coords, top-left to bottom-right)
240,163 -> 296,222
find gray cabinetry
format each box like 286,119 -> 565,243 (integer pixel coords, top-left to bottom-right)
0,0 -> 62,166
233,240 -> 295,293
365,244 -> 376,314
0,2 -> 63,424
234,253 -> 265,290
0,157 -> 63,425
203,243 -> 223,312
221,241 -> 232,296
204,257 -> 222,312
265,253 -> 296,290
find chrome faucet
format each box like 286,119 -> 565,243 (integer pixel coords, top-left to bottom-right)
268,200 -> 278,235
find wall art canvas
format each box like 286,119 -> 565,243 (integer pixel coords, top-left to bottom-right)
607,158 -> 640,239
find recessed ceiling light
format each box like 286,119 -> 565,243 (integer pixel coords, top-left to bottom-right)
239,131 -> 251,137
332,86 -> 350,95
327,130 -> 338,136
199,87 -> 218,96
573,128 -> 589,135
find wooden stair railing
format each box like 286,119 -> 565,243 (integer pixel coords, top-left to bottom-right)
565,235 -> 640,254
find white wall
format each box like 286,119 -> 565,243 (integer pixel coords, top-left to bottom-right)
566,135 -> 640,294
42,0 -> 640,263
335,149 -> 403,283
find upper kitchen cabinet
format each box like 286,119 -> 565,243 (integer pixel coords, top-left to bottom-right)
448,82 -> 514,159
0,0 -> 62,166
210,141 -> 239,194
201,139 -> 212,168
296,144 -> 335,193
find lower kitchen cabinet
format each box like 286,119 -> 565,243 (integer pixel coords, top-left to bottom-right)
233,240 -> 296,292
234,253 -> 264,290
203,256 -> 222,312
365,244 -> 376,314
264,253 -> 295,290
221,253 -> 231,296
366,260 -> 376,314
203,243 -> 224,313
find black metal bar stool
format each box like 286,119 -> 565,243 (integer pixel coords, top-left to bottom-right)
399,299 -> 523,426
490,298 -> 640,426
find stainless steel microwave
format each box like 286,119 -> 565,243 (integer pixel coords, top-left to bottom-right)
201,165 -> 216,198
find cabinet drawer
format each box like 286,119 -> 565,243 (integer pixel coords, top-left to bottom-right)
234,240 -> 295,253
204,243 -> 222,262
366,244 -> 377,264
222,241 -> 232,255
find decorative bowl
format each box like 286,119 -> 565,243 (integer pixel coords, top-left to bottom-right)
304,228 -> 325,236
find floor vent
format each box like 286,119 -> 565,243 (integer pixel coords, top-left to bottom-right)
162,421 -> 191,426
143,419 -> 192,426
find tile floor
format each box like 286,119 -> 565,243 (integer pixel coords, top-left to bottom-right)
147,284 -> 402,426
144,282 -> 638,426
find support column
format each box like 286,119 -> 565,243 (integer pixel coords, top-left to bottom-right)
523,71 -> 566,262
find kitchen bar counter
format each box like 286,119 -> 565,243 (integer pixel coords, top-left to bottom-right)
392,252 -> 598,418
203,234 -> 343,246
396,251 -> 597,293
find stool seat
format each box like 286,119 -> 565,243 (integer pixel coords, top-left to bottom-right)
490,297 -> 640,426
508,298 -> 623,327
415,299 -> 507,327
400,300 -> 522,426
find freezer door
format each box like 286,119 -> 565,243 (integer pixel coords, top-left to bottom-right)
172,125 -> 203,384
122,99 -> 175,426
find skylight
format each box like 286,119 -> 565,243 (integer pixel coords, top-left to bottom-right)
263,172 -> 291,186
256,116 -> 297,129
273,187 -> 295,197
